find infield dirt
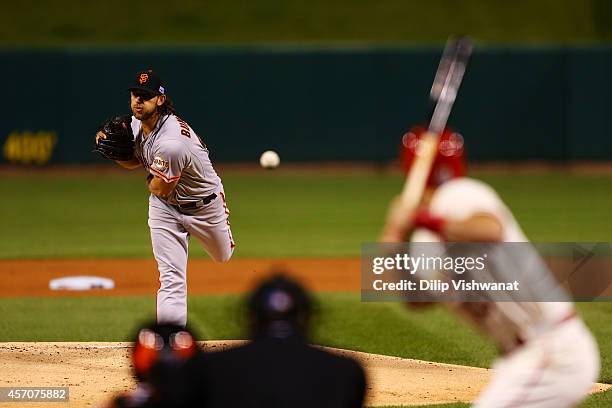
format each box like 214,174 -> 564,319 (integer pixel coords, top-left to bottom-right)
0,258 -> 361,297
2,341 -> 608,408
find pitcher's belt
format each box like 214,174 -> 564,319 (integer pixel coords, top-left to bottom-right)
177,193 -> 217,211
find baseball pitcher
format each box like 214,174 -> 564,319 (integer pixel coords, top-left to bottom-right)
381,126 -> 600,408
95,69 -> 235,326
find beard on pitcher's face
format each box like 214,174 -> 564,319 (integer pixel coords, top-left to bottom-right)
130,92 -> 160,120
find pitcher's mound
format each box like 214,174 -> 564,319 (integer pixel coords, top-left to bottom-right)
0,342 -> 609,408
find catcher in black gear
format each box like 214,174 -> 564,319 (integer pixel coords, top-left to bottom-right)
181,274 -> 367,408
94,115 -> 136,161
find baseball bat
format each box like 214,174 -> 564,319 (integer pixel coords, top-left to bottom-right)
400,36 -> 473,211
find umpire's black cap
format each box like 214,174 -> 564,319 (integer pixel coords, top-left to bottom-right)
128,69 -> 165,96
247,273 -> 313,338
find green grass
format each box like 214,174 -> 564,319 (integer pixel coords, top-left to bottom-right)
579,389 -> 612,408
2,171 -> 612,259
3,169 -> 612,408
0,294 -> 610,407
1,0 -> 610,46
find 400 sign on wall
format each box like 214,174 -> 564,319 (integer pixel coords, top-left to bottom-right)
3,131 -> 57,165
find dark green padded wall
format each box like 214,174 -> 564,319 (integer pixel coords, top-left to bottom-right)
0,47 -> 609,164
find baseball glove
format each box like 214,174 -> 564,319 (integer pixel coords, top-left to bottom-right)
94,115 -> 135,161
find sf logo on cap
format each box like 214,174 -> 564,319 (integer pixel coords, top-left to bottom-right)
139,73 -> 149,84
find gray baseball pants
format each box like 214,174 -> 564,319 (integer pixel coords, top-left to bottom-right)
148,190 -> 235,326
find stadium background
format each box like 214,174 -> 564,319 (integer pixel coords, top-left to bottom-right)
1,1 -> 612,407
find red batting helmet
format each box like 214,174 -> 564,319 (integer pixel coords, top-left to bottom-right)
401,125 -> 466,187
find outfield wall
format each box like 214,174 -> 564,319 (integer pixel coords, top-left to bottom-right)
1,47 -> 611,165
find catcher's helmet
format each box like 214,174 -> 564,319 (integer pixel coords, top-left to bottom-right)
131,322 -> 198,382
247,274 -> 313,339
401,125 -> 466,187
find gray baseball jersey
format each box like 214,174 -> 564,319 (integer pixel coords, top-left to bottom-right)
132,114 -> 221,207
132,113 -> 235,326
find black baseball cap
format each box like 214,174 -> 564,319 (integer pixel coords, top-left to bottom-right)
247,273 -> 313,337
128,69 -> 165,96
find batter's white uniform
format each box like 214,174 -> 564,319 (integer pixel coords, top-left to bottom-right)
411,178 -> 600,408
132,113 -> 235,326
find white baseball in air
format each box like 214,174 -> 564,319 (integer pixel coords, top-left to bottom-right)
259,150 -> 280,169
